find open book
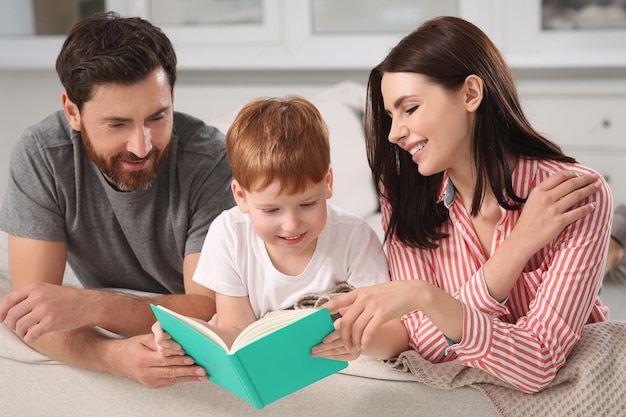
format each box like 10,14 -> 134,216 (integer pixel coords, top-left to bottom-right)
150,304 -> 348,409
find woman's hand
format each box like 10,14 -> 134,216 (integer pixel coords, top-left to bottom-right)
483,170 -> 602,301
318,281 -> 421,352
512,171 -> 601,258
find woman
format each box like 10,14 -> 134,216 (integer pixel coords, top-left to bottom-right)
312,16 -> 612,393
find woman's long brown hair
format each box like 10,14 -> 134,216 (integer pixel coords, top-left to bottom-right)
366,16 -> 575,248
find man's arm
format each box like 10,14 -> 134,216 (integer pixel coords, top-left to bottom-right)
0,235 -> 211,387
81,252 -> 216,337
2,236 -> 215,339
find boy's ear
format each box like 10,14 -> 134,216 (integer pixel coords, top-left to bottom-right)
463,74 -> 483,112
61,90 -> 82,131
326,166 -> 334,199
231,180 -> 250,213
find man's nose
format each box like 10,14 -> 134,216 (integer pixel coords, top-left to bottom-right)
127,126 -> 153,158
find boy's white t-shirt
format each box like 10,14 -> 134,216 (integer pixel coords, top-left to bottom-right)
193,204 -> 390,319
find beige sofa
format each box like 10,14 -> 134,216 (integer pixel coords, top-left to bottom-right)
0,276 -> 496,416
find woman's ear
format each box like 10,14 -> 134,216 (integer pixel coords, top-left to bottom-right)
464,74 -> 483,113
61,90 -> 82,131
231,180 -> 250,213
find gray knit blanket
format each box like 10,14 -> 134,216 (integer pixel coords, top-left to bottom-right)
386,321 -> 626,417
295,284 -> 626,417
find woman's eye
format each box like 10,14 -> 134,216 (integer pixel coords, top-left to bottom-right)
406,105 -> 418,114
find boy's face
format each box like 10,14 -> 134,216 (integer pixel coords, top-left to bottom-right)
232,169 -> 333,264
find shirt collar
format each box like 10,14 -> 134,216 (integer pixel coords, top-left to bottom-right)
437,158 -> 535,209
438,172 -> 455,209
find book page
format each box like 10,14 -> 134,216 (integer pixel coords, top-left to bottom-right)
231,309 -> 316,352
155,305 -> 229,351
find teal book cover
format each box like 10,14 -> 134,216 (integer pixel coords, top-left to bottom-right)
150,304 -> 348,409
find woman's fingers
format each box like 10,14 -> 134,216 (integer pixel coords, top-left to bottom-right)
321,290 -> 359,315
554,176 -> 601,209
536,171 -> 587,193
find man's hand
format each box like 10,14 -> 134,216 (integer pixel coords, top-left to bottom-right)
0,282 -> 94,343
112,333 -> 208,388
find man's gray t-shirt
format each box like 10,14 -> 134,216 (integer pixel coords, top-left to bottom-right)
0,110 -> 235,294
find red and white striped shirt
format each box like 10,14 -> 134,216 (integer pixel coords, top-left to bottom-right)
383,158 -> 612,393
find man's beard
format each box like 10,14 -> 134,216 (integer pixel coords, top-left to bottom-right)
81,129 -> 170,192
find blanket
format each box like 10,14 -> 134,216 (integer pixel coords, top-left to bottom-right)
293,282 -> 355,322
293,284 -> 626,417
386,321 -> 626,417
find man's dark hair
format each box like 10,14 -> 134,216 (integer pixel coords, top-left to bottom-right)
56,11 -> 177,110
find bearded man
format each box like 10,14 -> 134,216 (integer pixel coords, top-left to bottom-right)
0,12 -> 234,387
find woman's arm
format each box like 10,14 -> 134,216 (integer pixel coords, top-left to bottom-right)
481,171 -> 602,301
318,171 -> 608,392
326,172 -> 602,346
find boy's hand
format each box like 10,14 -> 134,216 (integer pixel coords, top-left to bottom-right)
151,321 -> 185,357
311,318 -> 362,361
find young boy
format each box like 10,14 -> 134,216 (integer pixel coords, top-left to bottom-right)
153,96 -> 390,353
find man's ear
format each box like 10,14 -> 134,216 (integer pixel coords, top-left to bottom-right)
326,166 -> 334,199
231,180 -> 250,213
463,74 -> 483,113
61,91 -> 82,131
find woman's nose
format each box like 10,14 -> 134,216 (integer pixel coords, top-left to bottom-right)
388,122 -> 408,145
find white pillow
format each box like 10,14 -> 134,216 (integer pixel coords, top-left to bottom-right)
310,82 -> 379,219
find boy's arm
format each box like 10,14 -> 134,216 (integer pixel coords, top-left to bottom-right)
153,294 -> 257,355
209,293 -> 257,348
154,292 -> 258,354
362,319 -> 410,359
